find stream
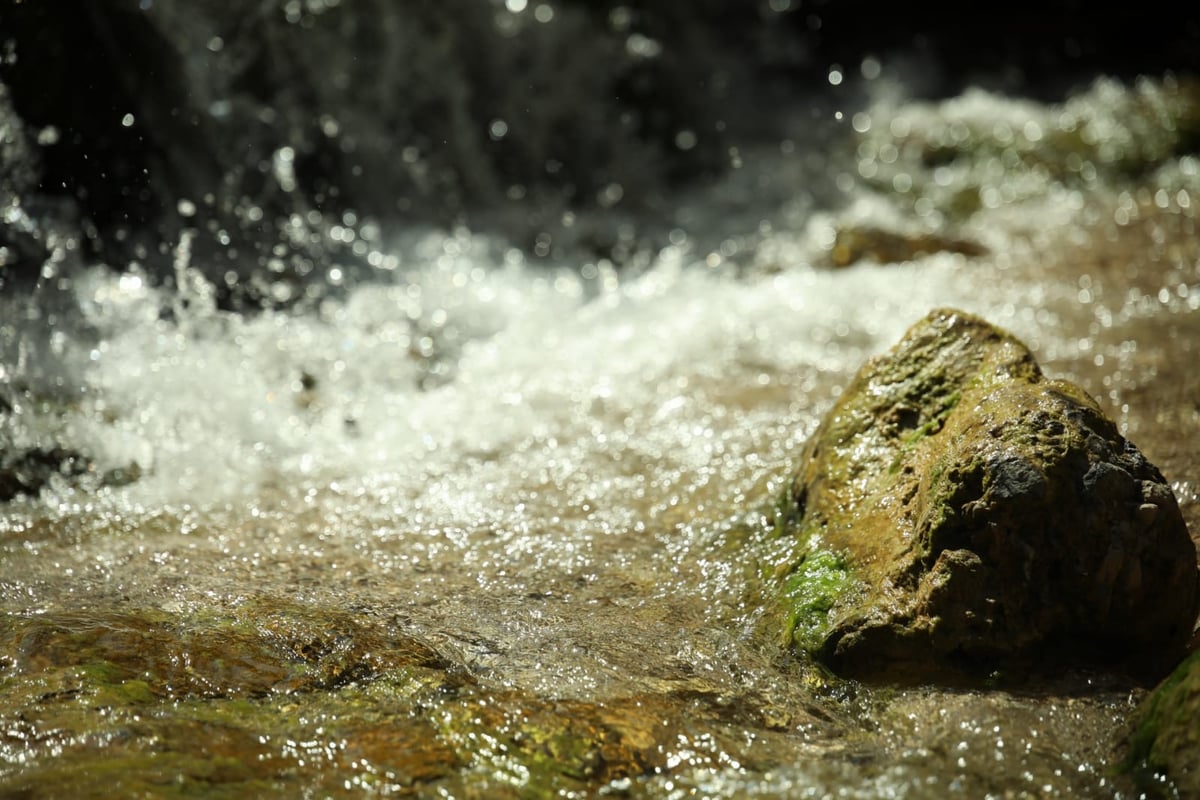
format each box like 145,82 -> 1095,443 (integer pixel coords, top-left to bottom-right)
2,5 -> 1199,798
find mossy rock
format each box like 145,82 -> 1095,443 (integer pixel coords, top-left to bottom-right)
1123,649 -> 1200,796
778,308 -> 1199,682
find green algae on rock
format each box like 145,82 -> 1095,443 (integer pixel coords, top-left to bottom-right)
1123,649 -> 1200,796
777,308 -> 1199,682
0,598 -> 823,799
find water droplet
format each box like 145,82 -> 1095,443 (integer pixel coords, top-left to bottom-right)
626,33 -> 662,58
36,126 -> 59,146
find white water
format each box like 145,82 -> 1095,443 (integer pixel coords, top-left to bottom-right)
5,77 -> 1195,525
5,224 -> 1067,529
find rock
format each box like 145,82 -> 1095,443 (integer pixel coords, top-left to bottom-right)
0,447 -> 92,502
830,225 -> 987,267
777,308 -> 1199,682
0,445 -> 142,502
1123,649 -> 1200,796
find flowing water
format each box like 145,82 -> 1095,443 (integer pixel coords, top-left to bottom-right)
2,54 -> 1199,799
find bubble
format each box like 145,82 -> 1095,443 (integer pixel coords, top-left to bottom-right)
675,130 -> 698,151
273,147 -> 297,192
597,183 -> 624,207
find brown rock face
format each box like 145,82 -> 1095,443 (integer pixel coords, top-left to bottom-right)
781,308 -> 1199,682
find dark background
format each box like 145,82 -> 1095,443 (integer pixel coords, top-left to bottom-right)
1,0 -> 1197,296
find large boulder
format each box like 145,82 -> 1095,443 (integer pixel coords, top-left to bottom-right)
778,308 -> 1199,682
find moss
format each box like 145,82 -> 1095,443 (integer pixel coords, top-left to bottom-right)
0,669 -> 467,799
781,550 -> 854,655
1122,650 -> 1200,795
0,591 -> 751,797
426,691 -> 681,799
0,597 -> 482,796
889,389 -> 962,475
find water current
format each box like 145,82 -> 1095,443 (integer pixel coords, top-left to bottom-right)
2,49 -> 1199,800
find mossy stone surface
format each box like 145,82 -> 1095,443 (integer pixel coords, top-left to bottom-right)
0,598 -> 807,798
779,308 -> 1199,681
1123,649 -> 1200,796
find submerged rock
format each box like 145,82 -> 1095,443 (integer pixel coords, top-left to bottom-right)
777,308 -> 1199,682
0,601 -> 452,699
0,599 -> 818,798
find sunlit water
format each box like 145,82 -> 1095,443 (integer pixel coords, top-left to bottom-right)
2,78 -> 1198,797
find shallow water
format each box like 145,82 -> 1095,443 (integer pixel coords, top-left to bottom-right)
1,78 -> 1198,797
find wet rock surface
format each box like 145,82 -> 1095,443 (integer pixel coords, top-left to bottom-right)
0,598 -> 843,799
779,308 -> 1200,682
1124,649 -> 1200,796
